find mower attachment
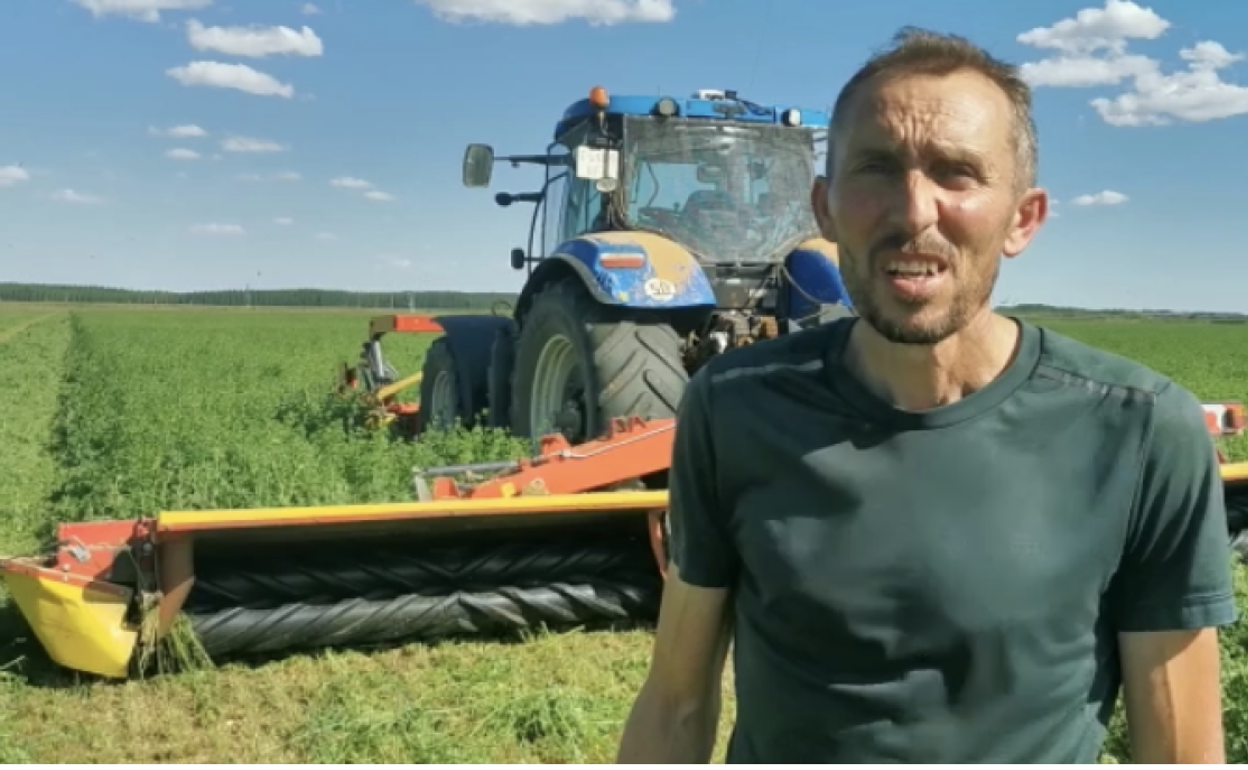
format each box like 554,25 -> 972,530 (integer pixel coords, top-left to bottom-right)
1,419 -> 674,679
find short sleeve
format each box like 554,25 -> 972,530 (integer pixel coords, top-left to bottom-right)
1110,380 -> 1239,632
667,368 -> 738,588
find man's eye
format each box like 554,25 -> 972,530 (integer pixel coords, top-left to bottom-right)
934,163 -> 977,180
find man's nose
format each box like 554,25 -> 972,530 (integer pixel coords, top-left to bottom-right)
886,169 -> 940,236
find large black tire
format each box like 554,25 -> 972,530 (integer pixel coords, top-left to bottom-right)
510,277 -> 687,444
487,323 -> 517,429
418,339 -> 469,431
1227,487 -> 1248,563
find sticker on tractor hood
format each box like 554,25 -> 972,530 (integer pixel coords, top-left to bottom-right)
644,278 -> 677,301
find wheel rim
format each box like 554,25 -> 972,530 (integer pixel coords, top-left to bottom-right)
531,333 -> 585,441
429,370 -> 457,429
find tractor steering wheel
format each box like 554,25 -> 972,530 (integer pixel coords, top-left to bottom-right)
638,206 -> 679,229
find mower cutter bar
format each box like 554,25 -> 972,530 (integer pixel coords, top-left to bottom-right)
0,417 -> 677,680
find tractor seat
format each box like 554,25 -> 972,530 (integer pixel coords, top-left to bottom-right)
682,190 -> 739,235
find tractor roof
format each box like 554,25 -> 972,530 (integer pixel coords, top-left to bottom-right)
553,87 -> 830,141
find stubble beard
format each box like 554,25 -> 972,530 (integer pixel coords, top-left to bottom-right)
841,246 -> 1001,346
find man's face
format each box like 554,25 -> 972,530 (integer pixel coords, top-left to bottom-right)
813,69 -> 1047,345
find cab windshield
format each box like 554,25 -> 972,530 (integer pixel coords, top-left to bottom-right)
620,115 -> 821,265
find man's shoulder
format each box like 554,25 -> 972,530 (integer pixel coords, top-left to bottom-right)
693,320 -> 844,393
1030,321 -> 1179,405
1027,321 -> 1213,452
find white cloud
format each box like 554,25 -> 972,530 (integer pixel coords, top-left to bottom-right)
0,165 -> 30,187
1017,0 -> 1168,55
330,177 -> 393,200
71,0 -> 211,22
1020,54 -> 1156,88
1183,41 -> 1247,71
1090,55 -> 1248,126
1019,1 -> 1248,126
190,222 -> 245,236
185,19 -> 324,58
273,216 -> 294,225
166,148 -> 200,160
149,124 -> 207,138
314,231 -> 336,240
166,61 -> 294,98
239,171 -> 301,182
412,0 -> 677,26
301,2 -> 321,13
50,189 -> 105,204
1070,190 -> 1129,206
388,257 -> 413,268
221,136 -> 286,152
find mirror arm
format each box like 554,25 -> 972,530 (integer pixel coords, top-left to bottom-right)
500,154 -> 558,168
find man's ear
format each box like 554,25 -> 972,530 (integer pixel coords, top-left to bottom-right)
1002,187 -> 1048,259
810,174 -> 837,241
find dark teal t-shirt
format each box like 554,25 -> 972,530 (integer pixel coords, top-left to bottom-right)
667,317 -> 1238,763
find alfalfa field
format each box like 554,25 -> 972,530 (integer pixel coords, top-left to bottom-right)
2,303 -> 1248,764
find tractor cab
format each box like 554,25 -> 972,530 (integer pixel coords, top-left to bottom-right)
463,86 -> 833,273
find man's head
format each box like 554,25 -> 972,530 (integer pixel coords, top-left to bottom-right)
812,27 -> 1049,345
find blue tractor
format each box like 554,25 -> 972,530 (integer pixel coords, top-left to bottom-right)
421,86 -> 853,444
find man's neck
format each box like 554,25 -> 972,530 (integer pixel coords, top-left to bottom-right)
844,310 -> 1022,412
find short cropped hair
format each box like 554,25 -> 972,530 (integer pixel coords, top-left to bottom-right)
829,27 -> 1038,190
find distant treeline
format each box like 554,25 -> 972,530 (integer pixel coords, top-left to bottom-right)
1004,303 -> 1248,321
0,283 -> 1242,320
0,283 -> 518,310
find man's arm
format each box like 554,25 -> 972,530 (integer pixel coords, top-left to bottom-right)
1119,628 -> 1225,763
616,568 -> 733,763
1111,381 -> 1239,763
617,370 -> 737,764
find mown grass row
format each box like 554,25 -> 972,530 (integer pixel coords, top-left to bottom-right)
0,311 -> 70,553
0,309 -> 72,763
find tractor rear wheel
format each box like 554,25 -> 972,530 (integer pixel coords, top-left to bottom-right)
510,277 -> 687,444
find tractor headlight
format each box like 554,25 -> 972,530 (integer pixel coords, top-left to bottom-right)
655,97 -> 679,117
781,108 -> 802,127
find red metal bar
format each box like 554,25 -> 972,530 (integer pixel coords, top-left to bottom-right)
1204,401 -> 1247,435
368,314 -> 444,338
427,417 -> 676,499
51,518 -> 156,581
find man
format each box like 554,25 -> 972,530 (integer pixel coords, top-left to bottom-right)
615,27 -> 1237,764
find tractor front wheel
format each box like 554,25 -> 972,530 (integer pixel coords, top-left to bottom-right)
510,277 -> 687,444
419,339 -> 467,432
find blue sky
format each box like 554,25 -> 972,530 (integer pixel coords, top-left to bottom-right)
1,0 -> 1246,312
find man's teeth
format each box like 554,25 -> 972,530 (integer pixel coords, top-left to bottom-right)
887,261 -> 941,276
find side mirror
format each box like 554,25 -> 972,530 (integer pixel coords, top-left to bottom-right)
510,248 -> 526,270
463,144 -> 494,188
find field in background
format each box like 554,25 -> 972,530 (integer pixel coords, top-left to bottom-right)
2,303 -> 1248,763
